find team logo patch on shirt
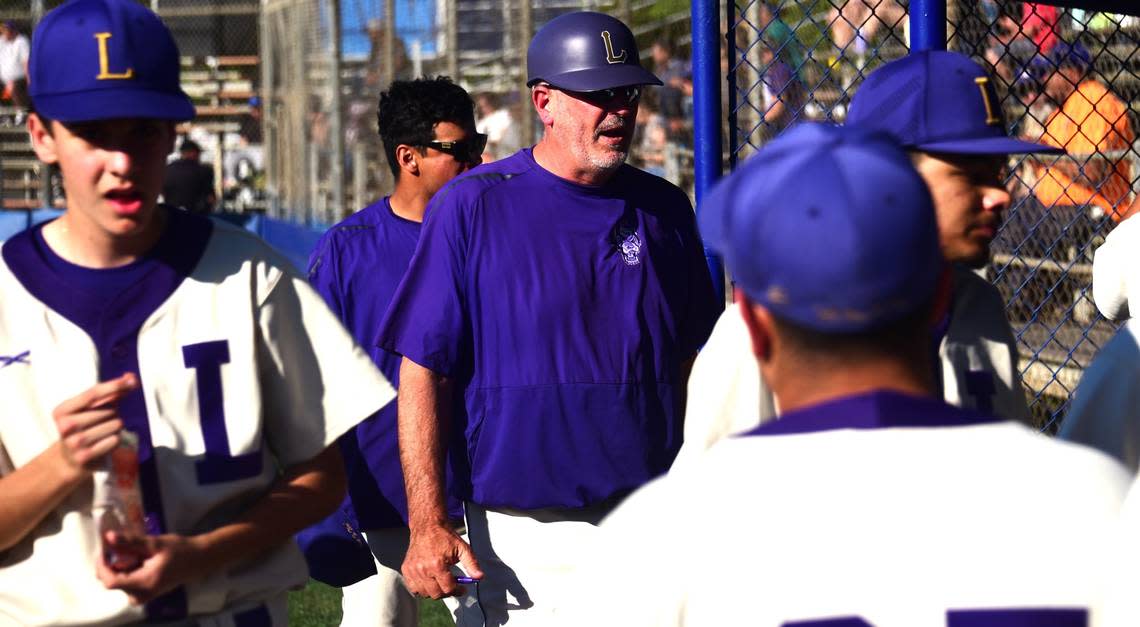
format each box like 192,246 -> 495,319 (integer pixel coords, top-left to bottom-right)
617,227 -> 643,266
0,350 -> 29,368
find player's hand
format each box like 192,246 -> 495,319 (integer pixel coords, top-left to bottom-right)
402,523 -> 483,599
53,373 -> 139,476
95,531 -> 209,605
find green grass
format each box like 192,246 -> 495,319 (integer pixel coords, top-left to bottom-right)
287,580 -> 454,626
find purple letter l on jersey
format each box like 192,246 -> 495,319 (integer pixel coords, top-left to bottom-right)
183,341 -> 262,484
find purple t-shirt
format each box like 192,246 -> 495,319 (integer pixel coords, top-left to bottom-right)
307,197 -> 464,528
377,149 -> 719,510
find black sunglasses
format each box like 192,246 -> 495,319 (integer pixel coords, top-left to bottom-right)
423,133 -> 488,162
555,86 -> 642,108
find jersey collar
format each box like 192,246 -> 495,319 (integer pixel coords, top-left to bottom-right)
739,390 -> 1002,438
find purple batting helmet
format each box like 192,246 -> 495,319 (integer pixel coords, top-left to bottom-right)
526,11 -> 662,91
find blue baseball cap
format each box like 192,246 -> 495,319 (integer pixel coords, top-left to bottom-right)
847,50 -> 1061,155
29,0 -> 195,122
699,123 -> 943,333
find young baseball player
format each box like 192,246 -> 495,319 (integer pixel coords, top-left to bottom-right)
377,11 -> 718,625
300,76 -> 482,627
571,123 -> 1130,626
676,50 -> 1061,464
0,1 -> 393,624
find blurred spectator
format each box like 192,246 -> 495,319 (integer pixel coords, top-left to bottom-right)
1032,42 -> 1134,222
760,36 -> 805,134
990,3 -> 1059,81
366,18 -> 409,88
0,21 -> 28,125
827,0 -> 905,64
634,89 -> 668,179
651,38 -> 688,140
757,2 -> 803,71
164,138 -> 217,214
241,95 -> 263,144
475,92 -> 521,161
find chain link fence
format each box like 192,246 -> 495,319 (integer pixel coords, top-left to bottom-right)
731,0 -> 1140,430
259,0 -> 710,225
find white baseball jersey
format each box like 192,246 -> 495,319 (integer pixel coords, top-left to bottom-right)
574,392 -> 1129,627
1059,320 -> 1140,474
1100,475 -> 1140,626
1090,214 -> 1140,321
676,266 -> 1030,466
0,211 -> 394,626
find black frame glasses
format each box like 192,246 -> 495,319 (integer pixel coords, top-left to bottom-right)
555,85 -> 642,108
423,133 -> 488,162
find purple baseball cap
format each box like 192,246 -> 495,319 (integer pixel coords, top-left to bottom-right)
847,50 -> 1061,155
699,123 -> 943,333
29,0 -> 195,123
526,12 -> 661,91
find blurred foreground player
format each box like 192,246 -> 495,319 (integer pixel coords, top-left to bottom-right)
0,0 -> 392,623
378,10 -> 717,625
302,76 -> 482,627
677,50 -> 1059,462
573,123 -> 1129,626
1059,203 -> 1140,472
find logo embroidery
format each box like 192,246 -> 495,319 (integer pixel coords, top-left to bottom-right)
973,76 -> 1001,126
0,350 -> 30,368
601,31 -> 627,65
618,227 -> 643,266
95,32 -> 135,80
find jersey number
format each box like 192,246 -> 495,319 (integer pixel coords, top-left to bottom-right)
786,608 -> 1086,626
183,341 -> 262,484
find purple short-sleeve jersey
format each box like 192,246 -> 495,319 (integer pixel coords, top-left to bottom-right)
377,149 -> 719,509
307,198 -> 465,528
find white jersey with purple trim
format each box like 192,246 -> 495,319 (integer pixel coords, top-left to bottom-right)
1059,320 -> 1140,474
0,212 -> 393,626
675,266 -> 1030,466
573,393 -> 1128,627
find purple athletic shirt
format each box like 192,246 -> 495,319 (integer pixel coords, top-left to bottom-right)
377,149 -> 719,510
740,390 -> 1001,438
307,197 -> 465,528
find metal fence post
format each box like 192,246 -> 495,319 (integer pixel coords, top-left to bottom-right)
518,0 -> 535,149
909,0 -> 947,51
692,0 -> 726,307
328,0 -> 345,223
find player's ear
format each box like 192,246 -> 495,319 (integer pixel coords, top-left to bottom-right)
395,143 -> 420,177
736,289 -> 772,362
27,113 -> 59,165
532,85 -> 555,126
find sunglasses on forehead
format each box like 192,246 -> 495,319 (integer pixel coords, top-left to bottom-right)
423,133 -> 488,162
554,85 -> 642,108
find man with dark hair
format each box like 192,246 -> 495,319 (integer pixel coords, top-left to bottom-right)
303,76 -> 482,627
162,138 -> 216,214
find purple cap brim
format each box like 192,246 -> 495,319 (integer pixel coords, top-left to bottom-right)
537,64 -> 662,91
32,85 -> 195,123
917,135 -> 1064,155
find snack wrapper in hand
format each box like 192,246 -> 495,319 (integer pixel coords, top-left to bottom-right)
92,430 -> 146,572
